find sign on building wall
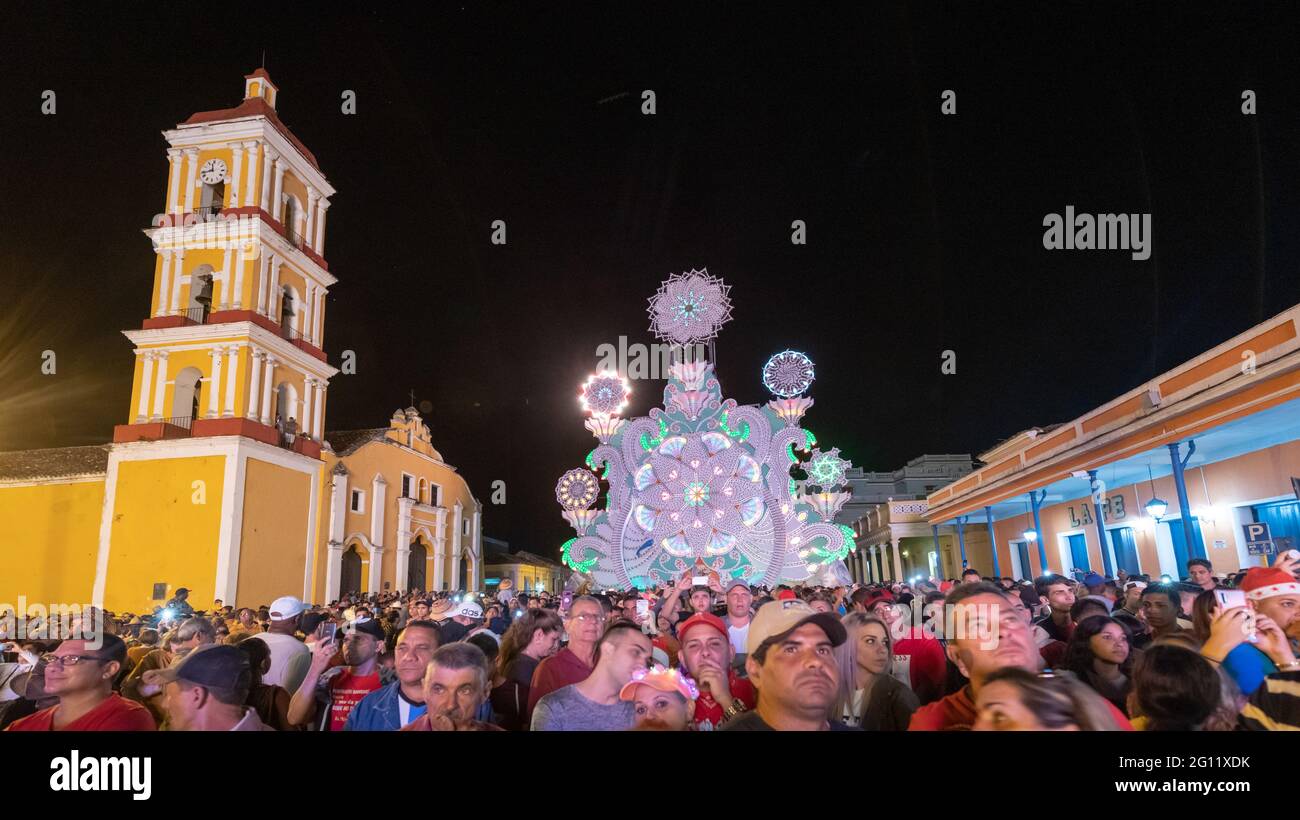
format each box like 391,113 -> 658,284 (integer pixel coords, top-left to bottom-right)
1243,522 -> 1274,556
1067,495 -> 1127,528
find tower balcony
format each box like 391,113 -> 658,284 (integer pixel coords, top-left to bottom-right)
140,309 -> 327,363
112,415 -> 323,459
153,206 -> 328,270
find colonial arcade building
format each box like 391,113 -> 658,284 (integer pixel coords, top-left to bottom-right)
0,72 -> 481,613
924,303 -> 1300,583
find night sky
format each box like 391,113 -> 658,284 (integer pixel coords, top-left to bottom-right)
2,3 -> 1299,559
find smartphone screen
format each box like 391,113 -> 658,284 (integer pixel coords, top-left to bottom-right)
692,576 -> 708,587
319,623 -> 338,643
561,591 -> 573,611
1214,589 -> 1246,609
635,599 -> 649,618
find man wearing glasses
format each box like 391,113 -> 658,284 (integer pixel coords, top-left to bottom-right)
5,635 -> 155,731
525,595 -> 605,721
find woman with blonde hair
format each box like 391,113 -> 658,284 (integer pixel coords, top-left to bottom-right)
832,612 -> 920,730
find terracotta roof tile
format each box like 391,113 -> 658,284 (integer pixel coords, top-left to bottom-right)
182,97 -> 320,171
0,445 -> 110,481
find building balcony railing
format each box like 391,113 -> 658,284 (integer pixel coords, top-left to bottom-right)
285,226 -> 305,248
194,204 -> 224,220
162,415 -> 193,432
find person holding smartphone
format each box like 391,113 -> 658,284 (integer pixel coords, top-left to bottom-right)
1202,564 -> 1300,697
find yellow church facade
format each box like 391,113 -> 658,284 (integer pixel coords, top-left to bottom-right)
0,72 -> 481,614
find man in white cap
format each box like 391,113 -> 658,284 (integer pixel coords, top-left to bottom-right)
439,599 -> 484,644
250,596 -> 309,692
720,598 -> 850,731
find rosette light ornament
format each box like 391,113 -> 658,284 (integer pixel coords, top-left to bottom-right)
802,447 -> 851,491
555,468 -> 600,510
647,268 -> 734,346
579,370 -> 630,418
762,350 -> 815,398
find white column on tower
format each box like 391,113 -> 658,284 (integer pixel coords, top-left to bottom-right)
156,251 -> 173,317
271,158 -> 286,223
207,347 -> 224,418
242,142 -> 260,206
218,247 -> 232,311
270,258 -> 282,320
228,145 -> 244,208
312,380 -> 325,438
259,356 -> 276,424
256,253 -> 270,315
232,244 -> 246,310
136,352 -> 155,422
246,350 -> 263,419
182,149 -> 199,213
168,250 -> 185,313
259,148 -> 275,213
317,290 -> 327,346
300,378 -> 314,440
223,346 -> 238,417
301,284 -> 314,343
314,200 -> 329,252
305,188 -> 318,250
151,351 -> 170,420
166,149 -> 183,216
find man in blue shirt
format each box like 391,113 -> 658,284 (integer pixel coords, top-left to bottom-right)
344,620 -> 441,730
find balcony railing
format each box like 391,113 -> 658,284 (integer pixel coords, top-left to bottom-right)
194,204 -> 223,220
180,305 -> 209,324
285,226 -> 305,248
162,416 -> 193,432
281,322 -> 307,343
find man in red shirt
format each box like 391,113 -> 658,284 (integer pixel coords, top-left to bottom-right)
527,595 -> 605,720
676,613 -> 756,729
908,583 -> 1131,731
6,635 -> 155,731
288,618 -> 391,731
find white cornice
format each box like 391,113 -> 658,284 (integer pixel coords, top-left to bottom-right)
162,119 -> 335,197
144,218 -> 338,288
122,322 -> 340,379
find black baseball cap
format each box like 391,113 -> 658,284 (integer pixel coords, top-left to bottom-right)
347,618 -> 386,641
155,644 -> 249,691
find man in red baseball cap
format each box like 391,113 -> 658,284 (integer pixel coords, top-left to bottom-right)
676,613 -> 756,730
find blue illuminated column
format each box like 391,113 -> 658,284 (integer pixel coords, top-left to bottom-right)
984,506 -> 1001,577
1168,441 -> 1206,559
954,517 -> 968,569
1087,470 -> 1115,577
1029,490 -> 1048,575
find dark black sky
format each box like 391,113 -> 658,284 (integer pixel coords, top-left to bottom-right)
2,2 -> 1299,559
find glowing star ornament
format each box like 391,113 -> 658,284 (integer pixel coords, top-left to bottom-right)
803,447 -> 851,491
648,269 -> 734,346
762,350 -> 815,398
580,371 -> 630,417
555,468 -> 600,510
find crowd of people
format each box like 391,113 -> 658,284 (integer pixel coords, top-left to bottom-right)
2,552 -> 1298,731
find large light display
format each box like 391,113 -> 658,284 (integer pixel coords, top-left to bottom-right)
557,270 -> 856,589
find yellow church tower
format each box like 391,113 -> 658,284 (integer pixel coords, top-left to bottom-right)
98,71 -> 339,612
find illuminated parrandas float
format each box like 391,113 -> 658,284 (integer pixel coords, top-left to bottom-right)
556,270 -> 858,590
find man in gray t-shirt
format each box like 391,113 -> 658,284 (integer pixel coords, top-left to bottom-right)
531,621 -> 650,731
